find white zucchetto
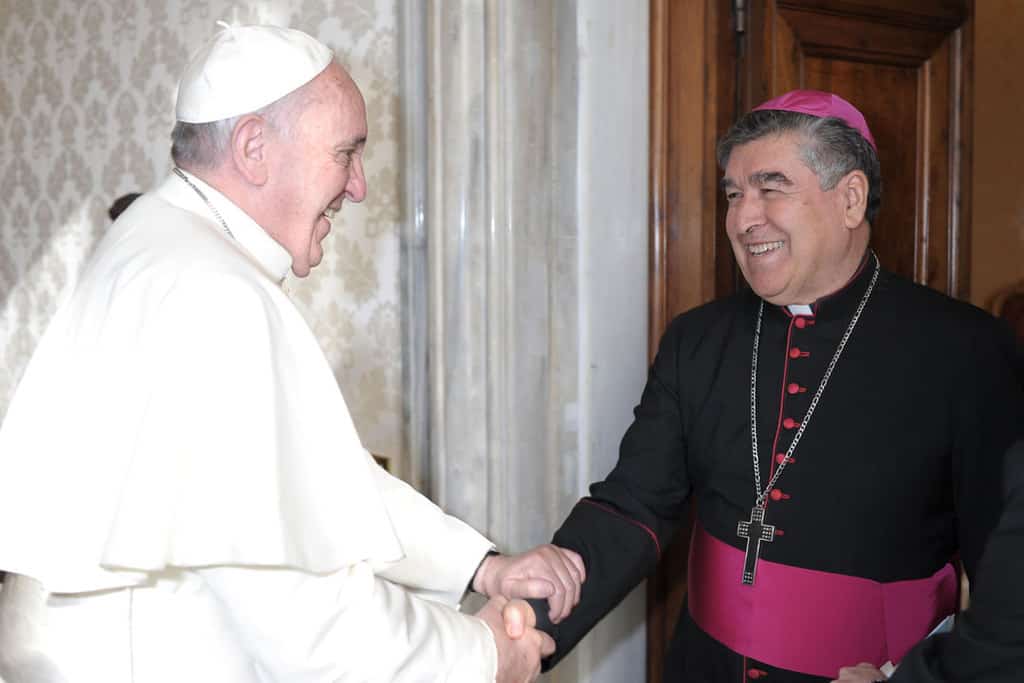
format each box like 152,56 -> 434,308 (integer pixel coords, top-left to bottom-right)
175,23 -> 333,124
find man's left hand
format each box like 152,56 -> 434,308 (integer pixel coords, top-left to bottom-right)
831,663 -> 887,682
472,545 -> 585,623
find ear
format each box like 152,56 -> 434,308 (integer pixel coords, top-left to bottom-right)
839,169 -> 869,229
229,115 -> 269,186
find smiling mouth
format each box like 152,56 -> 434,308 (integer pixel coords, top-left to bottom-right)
747,240 -> 785,256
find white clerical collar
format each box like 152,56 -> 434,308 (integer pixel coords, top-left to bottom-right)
786,304 -> 814,317
165,169 -> 293,283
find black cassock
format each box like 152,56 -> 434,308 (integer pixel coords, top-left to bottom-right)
532,257 -> 1023,682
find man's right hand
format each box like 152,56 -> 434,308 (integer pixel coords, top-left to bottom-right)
472,545 -> 585,623
476,596 -> 554,682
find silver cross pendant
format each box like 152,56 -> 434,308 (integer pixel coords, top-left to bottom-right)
736,506 -> 775,585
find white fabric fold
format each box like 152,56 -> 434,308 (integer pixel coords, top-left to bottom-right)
0,174 -> 407,592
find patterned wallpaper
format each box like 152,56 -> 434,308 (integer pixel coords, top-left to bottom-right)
0,0 -> 404,464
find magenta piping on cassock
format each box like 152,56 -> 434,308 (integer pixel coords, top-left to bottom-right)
687,522 -> 956,678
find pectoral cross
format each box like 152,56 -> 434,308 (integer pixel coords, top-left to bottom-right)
736,506 -> 775,585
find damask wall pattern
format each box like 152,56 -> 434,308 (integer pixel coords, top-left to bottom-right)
0,0 -> 405,464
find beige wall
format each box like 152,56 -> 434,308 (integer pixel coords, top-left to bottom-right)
972,0 -> 1024,310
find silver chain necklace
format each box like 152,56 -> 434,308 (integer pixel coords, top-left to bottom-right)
172,167 -> 235,240
736,252 -> 880,585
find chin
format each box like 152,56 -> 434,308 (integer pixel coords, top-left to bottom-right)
741,260 -> 794,299
745,274 -> 789,303
760,291 -> 795,306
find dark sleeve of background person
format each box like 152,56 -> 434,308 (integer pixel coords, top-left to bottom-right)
890,439 -> 1024,683
108,193 -> 142,222
996,291 -> 1024,348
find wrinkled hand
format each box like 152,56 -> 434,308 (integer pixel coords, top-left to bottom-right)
472,545 -> 586,623
476,596 -> 555,683
832,663 -> 887,682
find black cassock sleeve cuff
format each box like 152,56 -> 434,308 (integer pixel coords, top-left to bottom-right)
532,498 -> 662,671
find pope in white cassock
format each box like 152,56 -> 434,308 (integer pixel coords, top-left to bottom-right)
0,24 -> 584,683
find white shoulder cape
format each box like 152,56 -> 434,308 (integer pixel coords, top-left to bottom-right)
0,174 -> 408,592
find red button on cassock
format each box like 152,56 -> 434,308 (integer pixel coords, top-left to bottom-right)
789,347 -> 802,359
783,417 -> 798,429
795,317 -> 807,329
775,452 -> 792,465
787,383 -> 801,395
769,489 -> 786,501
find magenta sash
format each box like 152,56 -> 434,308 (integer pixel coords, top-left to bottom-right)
688,522 -> 957,678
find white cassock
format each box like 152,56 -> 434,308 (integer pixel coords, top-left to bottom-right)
0,171 -> 498,682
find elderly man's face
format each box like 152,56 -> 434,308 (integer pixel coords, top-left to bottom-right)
266,62 -> 368,277
722,131 -> 856,305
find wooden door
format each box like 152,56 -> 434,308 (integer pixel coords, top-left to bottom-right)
647,1 -> 974,681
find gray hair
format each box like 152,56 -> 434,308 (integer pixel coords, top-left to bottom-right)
170,86 -> 306,170
716,110 -> 882,225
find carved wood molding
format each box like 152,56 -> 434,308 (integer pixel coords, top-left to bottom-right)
649,0 -> 669,363
776,0 -> 967,29
778,5 -> 959,65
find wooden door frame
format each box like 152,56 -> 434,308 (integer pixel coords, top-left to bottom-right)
649,0 -> 737,366
647,2 -> 739,680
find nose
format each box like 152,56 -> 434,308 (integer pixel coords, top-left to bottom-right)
728,192 -> 765,235
346,155 -> 367,203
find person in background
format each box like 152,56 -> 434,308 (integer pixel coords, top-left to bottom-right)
835,439 -> 1024,683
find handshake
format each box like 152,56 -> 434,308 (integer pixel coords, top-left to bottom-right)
470,544 -> 586,683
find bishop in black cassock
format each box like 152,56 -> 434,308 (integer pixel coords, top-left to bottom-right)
526,91 -> 1024,682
